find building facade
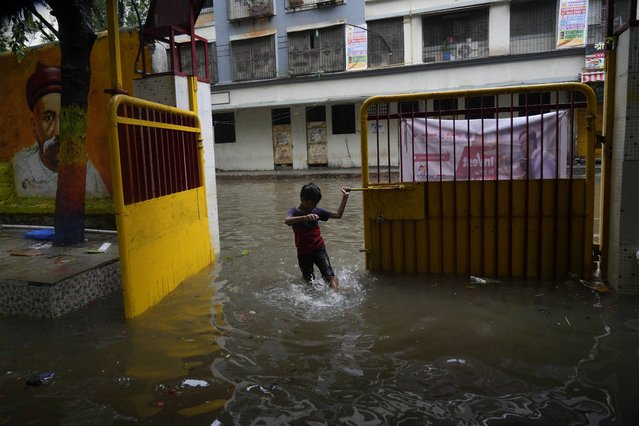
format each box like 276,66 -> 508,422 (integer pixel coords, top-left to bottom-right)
199,0 -> 607,171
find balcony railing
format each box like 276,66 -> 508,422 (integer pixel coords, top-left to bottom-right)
286,0 -> 344,12
228,0 -> 274,21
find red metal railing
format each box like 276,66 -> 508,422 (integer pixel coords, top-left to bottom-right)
116,103 -> 201,205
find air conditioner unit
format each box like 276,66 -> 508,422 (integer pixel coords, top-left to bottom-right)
456,39 -> 479,60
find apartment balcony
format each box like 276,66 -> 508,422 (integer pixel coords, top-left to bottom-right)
228,0 -> 274,21
286,0 -> 344,12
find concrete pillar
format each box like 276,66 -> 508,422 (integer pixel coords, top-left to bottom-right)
607,26 -> 639,293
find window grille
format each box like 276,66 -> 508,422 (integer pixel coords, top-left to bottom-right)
231,35 -> 276,82
287,0 -> 345,11
422,8 -> 488,63
612,0 -> 631,32
518,92 -> 554,116
272,108 -> 291,125
179,41 -> 208,79
510,0 -> 557,54
399,101 -> 420,115
367,18 -> 404,67
367,103 -> 389,118
465,95 -> 496,119
288,25 -> 345,76
306,105 -> 326,121
208,42 -> 218,83
213,112 -> 236,143
587,0 -> 606,44
433,98 -> 459,114
332,104 -> 356,134
228,0 -> 274,21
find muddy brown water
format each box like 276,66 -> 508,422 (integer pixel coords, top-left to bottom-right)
1,178 -> 638,425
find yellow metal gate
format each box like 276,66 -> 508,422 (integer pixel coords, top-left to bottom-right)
107,94 -> 213,318
359,83 -> 598,280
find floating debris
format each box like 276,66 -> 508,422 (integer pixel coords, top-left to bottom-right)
26,371 -> 55,386
470,276 -> 487,285
87,242 -> 111,254
182,379 -> 209,388
246,383 -> 277,394
580,279 -> 609,293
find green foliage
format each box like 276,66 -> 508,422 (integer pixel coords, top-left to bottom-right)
0,0 -> 150,55
92,0 -> 150,32
1,9 -> 40,61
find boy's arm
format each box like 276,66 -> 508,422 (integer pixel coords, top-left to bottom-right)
329,186 -> 350,219
285,213 -> 319,225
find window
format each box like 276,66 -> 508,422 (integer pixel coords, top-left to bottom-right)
518,92 -> 553,115
367,18 -> 404,67
208,42 -> 218,83
612,0 -> 631,32
422,8 -> 488,62
213,112 -> 236,143
367,102 -> 389,118
179,41 -> 208,78
288,25 -> 345,76
587,0 -> 606,44
433,98 -> 458,114
202,0 -> 213,9
231,35 -> 276,82
399,101 -> 420,115
272,108 -> 291,125
331,104 -> 356,134
510,0 -> 557,54
229,0 -> 274,21
306,105 -> 326,122
465,96 -> 495,119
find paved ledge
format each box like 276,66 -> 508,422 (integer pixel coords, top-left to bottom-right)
0,226 -> 120,318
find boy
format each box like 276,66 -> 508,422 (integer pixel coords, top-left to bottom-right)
285,183 -> 350,290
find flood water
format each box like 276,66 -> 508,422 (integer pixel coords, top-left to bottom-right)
2,178 -> 639,425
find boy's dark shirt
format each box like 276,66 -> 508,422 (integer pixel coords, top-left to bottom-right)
287,206 -> 331,255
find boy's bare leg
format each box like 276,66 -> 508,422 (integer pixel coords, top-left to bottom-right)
328,276 -> 339,291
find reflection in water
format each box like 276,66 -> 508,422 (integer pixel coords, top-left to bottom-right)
1,178 -> 639,425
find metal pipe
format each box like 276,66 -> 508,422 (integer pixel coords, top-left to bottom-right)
1,224 -> 117,235
350,185 -> 405,191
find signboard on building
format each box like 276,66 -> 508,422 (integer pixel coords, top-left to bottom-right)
585,42 -> 606,69
557,0 -> 589,48
581,42 -> 606,82
346,24 -> 367,71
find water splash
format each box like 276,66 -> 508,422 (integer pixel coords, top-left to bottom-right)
257,264 -> 368,322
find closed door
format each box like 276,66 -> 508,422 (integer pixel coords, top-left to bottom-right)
272,124 -> 292,166
306,122 -> 327,166
306,106 -> 327,166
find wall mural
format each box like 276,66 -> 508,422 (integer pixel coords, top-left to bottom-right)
0,30 -> 142,213
13,61 -> 109,199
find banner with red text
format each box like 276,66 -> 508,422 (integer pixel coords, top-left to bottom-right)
400,111 -> 569,182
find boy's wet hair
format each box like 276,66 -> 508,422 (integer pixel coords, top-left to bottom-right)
300,182 -> 322,202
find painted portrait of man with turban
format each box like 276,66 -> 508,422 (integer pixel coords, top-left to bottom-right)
12,60 -> 108,198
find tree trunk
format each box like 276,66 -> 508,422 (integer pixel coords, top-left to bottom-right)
48,0 -> 96,246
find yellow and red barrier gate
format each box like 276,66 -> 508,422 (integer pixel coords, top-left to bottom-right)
107,95 -> 213,318
359,83 -> 598,280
